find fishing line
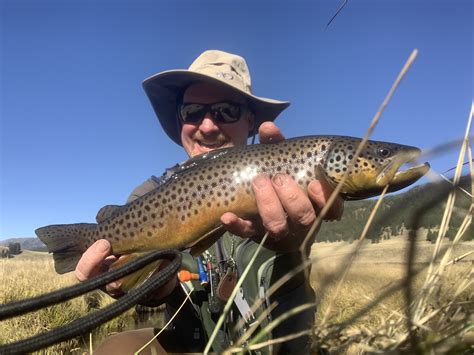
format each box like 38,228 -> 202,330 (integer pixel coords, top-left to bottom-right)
419,135 -> 473,160
326,0 -> 349,28
135,287 -> 194,355
0,249 -> 181,354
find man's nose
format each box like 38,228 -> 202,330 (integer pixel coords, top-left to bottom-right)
198,114 -> 220,134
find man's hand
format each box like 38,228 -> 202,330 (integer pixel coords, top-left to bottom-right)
220,122 -> 344,252
75,239 -> 125,296
75,240 -> 177,301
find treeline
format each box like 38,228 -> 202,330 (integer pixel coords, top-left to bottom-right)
317,175 -> 473,243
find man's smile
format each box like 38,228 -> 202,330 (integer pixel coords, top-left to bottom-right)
196,139 -> 229,152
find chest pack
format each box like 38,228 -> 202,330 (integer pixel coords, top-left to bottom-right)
178,233 -> 315,354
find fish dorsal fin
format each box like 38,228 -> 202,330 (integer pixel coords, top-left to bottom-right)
96,205 -> 124,223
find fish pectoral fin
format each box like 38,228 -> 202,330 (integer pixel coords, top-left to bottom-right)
188,225 -> 226,256
109,252 -> 164,293
314,165 -> 337,189
96,204 -> 125,223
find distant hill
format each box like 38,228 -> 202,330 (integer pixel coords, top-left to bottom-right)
0,237 -> 47,252
318,175 -> 473,242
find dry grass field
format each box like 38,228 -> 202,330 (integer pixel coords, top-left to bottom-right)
0,251 -> 137,354
1,236 -> 472,354
310,237 -> 473,353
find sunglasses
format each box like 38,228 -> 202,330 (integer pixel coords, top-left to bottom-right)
178,102 -> 248,124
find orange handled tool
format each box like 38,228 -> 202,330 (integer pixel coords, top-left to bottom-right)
178,270 -> 200,282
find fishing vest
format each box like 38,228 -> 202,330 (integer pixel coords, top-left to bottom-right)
128,174 -> 316,354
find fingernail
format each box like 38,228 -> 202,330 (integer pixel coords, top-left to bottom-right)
95,239 -> 110,253
253,174 -> 268,189
272,174 -> 287,187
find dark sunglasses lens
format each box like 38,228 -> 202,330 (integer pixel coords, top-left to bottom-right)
180,104 -> 206,123
211,103 -> 241,123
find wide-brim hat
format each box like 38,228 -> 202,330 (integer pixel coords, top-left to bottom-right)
142,50 -> 290,146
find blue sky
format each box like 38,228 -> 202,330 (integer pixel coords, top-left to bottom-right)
1,0 -> 472,239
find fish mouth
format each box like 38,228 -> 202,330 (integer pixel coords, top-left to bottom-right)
376,149 -> 430,190
389,162 -> 431,190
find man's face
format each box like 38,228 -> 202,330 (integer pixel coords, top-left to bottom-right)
180,83 -> 254,157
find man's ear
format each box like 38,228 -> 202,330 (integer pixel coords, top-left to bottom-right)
247,112 -> 256,132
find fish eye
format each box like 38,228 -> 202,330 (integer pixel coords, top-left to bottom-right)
377,148 -> 392,158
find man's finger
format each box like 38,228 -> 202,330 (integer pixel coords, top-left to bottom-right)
221,212 -> 258,238
259,122 -> 285,144
253,173 -> 288,236
272,174 -> 316,229
308,180 -> 344,220
75,239 -> 112,282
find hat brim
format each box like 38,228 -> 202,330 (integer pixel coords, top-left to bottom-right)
142,70 -> 290,146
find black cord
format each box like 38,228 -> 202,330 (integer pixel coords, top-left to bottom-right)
0,249 -> 178,320
0,249 -> 181,354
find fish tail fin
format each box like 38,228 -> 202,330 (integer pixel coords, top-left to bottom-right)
35,223 -> 98,274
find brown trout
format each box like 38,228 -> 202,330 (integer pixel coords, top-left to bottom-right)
36,136 -> 429,275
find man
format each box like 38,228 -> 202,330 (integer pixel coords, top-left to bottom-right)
76,50 -> 343,354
